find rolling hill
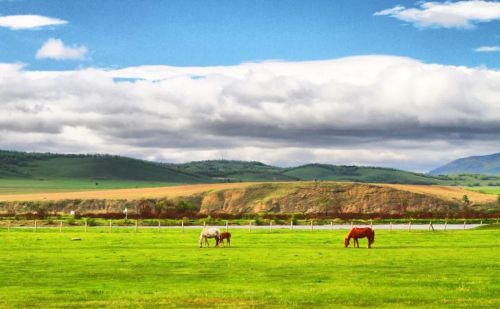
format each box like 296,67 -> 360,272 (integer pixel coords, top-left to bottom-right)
0,150 -> 450,185
429,152 -> 500,176
0,150 -> 211,183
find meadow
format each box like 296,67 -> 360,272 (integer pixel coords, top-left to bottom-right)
469,186 -> 500,196
0,180 -> 495,204
0,178 -> 180,195
0,227 -> 498,308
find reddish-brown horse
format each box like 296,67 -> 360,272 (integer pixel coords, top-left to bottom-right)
344,227 -> 375,248
218,232 -> 231,246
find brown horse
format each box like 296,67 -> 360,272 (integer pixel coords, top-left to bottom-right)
218,232 -> 231,246
344,227 -> 375,248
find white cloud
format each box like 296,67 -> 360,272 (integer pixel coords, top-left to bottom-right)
0,14 -> 67,30
375,1 -> 500,29
474,45 -> 500,52
2,56 -> 500,171
36,38 -> 87,60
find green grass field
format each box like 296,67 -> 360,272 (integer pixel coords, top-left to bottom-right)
468,186 -> 500,195
0,228 -> 498,308
0,179 -> 180,195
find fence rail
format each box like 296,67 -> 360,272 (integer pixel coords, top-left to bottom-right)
0,219 -> 494,232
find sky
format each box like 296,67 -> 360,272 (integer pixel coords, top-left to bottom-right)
1,0 -> 500,172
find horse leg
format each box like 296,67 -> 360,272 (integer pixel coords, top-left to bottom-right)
228,237 -> 230,247
355,238 -> 359,248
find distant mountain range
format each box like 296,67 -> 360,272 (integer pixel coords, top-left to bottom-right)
0,150 -> 442,185
429,152 -> 500,176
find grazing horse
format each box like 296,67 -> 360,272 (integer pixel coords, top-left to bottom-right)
344,227 -> 375,248
218,232 -> 231,246
199,227 -> 220,248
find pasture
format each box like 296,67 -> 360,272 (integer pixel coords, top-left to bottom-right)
0,227 -> 498,308
0,179 -> 180,195
0,181 -> 494,203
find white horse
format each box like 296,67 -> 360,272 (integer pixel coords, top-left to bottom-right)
199,227 -> 220,248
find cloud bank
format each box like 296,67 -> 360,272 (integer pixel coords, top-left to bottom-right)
1,56 -> 500,171
0,14 -> 67,30
375,1 -> 500,29
36,38 -> 87,60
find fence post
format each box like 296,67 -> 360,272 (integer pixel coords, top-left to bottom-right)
269,220 -> 273,232
480,220 -> 483,225
370,219 -> 373,229
59,220 -> 63,233
390,221 -> 393,231
158,220 -> 161,232
35,220 -> 38,233
463,219 -> 466,230
408,221 -> 411,231
429,221 -> 434,231
249,221 -> 252,232
350,220 -> 353,228
84,219 -> 88,232
330,221 -> 333,230
444,220 -> 447,231
225,220 -> 229,232
7,220 -> 10,232
203,220 -> 206,228
181,219 -> 184,233
135,220 -> 138,233
310,220 -> 313,231
290,220 -> 293,230
109,220 -> 112,233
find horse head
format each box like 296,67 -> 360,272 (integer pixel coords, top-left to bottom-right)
344,237 -> 350,248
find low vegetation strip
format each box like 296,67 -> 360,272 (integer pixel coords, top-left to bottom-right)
0,229 -> 498,308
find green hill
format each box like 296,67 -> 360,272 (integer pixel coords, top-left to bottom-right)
282,164 -> 440,184
0,150 -> 452,186
174,161 -> 443,184
175,160 -> 298,181
430,152 -> 500,175
0,150 -> 210,183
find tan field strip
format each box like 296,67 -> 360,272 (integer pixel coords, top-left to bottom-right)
0,181 -> 494,203
378,184 -> 496,203
0,182 -> 257,202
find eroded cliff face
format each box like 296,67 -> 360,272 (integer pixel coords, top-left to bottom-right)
199,183 -> 461,215
0,183 -> 466,216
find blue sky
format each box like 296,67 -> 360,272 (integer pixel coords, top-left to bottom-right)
1,1 -> 500,171
1,0 -> 499,70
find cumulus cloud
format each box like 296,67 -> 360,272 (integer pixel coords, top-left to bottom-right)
0,14 -> 67,30
36,38 -> 87,60
474,45 -> 500,52
375,1 -> 500,29
2,56 -> 500,171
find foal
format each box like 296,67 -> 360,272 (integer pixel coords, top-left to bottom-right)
218,232 -> 231,246
344,227 -> 375,248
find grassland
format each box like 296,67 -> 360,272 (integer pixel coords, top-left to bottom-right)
467,186 -> 500,196
0,178 -> 184,195
0,228 -> 498,308
0,181 -> 495,204
0,182 -> 258,201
